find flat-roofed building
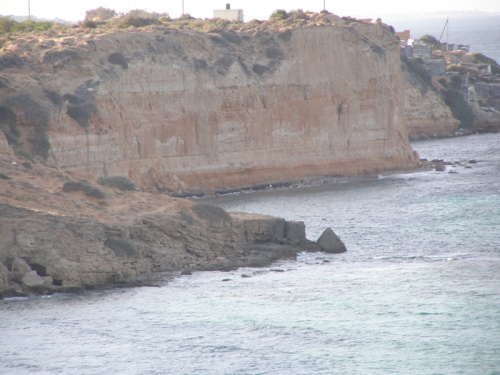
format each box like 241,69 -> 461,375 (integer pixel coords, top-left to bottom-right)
214,3 -> 244,22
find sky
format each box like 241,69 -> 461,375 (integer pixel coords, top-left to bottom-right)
1,0 -> 500,23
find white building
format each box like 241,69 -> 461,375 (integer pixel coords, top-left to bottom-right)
213,3 -> 244,22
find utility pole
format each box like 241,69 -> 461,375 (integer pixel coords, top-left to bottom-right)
447,17 -> 449,52
28,0 -> 31,20
182,0 -> 184,16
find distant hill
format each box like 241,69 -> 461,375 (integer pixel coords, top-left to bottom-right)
0,14 -> 74,25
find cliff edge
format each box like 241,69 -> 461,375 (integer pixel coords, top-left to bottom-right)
1,14 -> 418,296
0,14 -> 418,195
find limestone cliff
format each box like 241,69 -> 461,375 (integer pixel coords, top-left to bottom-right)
0,16 -> 418,194
403,73 -> 459,139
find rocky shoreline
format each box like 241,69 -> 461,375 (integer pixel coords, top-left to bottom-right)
0,201 -> 346,299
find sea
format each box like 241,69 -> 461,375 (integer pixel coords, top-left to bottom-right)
1,16 -> 500,375
1,133 -> 499,374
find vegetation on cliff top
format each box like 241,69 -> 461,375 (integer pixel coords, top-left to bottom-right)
0,7 -> 383,38
0,17 -> 53,34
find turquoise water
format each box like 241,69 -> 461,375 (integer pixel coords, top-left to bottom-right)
1,133 -> 500,374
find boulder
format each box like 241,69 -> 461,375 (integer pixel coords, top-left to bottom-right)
317,228 -> 347,253
22,271 -> 45,289
435,162 -> 446,172
11,257 -> 32,282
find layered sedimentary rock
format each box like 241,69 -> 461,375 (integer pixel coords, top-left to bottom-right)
403,74 -> 459,139
0,19 -> 418,193
0,202 -> 331,296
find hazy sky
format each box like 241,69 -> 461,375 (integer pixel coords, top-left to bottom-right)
2,0 -> 500,23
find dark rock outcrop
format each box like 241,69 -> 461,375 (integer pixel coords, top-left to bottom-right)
317,228 -> 347,254
0,203 -> 343,297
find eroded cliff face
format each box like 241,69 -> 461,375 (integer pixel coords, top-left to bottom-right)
403,74 -> 460,139
0,146 -> 343,297
0,202 -> 320,295
0,20 -> 418,193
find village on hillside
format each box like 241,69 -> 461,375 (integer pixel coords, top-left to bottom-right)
396,28 -> 500,130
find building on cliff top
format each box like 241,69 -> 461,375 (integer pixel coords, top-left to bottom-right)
213,3 -> 244,22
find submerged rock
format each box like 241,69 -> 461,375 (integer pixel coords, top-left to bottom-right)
317,228 -> 347,253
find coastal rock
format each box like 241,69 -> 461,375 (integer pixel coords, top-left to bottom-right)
0,21 -> 417,193
404,73 -> 460,139
317,228 -> 347,254
435,162 -> 446,172
284,221 -> 307,245
11,257 -> 32,283
22,271 -> 45,289
0,202 -> 335,294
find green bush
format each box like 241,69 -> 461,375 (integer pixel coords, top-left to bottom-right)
63,89 -> 97,129
438,78 -> 448,88
0,105 -> 19,145
67,104 -> 95,128
81,19 -> 98,29
270,10 -> 289,21
420,35 -> 440,50
1,93 -> 51,159
98,176 -> 137,191
127,9 -> 169,19
44,89 -> 62,106
104,237 -> 139,257
2,93 -> 50,128
32,132 -> 51,160
450,75 -> 462,90
85,7 -> 116,22
401,56 -> 432,87
0,17 -> 16,34
0,76 -> 9,89
63,180 -> 106,199
443,89 -> 474,128
288,9 -> 308,21
192,203 -> 231,223
15,149 -> 33,161
108,52 -> 128,69
0,53 -> 24,70
114,16 -> 159,28
0,17 -> 53,35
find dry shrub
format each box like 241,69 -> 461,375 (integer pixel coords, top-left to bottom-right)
108,52 -> 128,69
98,176 -> 137,191
192,203 -> 231,224
1,93 -> 51,160
63,180 -> 106,199
104,237 -> 139,257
